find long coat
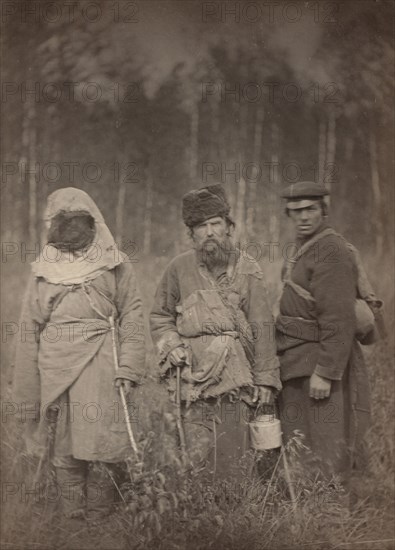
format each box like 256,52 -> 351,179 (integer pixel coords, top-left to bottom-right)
150,248 -> 281,395
276,225 -> 371,478
149,248 -> 281,476
13,263 -> 145,463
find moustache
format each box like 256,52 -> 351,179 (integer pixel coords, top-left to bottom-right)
203,237 -> 220,246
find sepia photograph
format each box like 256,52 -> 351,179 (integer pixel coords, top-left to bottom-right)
1,1 -> 394,548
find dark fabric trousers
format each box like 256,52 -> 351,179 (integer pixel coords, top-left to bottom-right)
278,375 -> 351,482
278,341 -> 371,485
182,396 -> 252,480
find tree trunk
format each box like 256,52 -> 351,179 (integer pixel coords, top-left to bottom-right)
369,129 -> 384,260
318,118 -> 327,184
23,99 -> 37,245
19,126 -> 29,242
269,122 -> 280,243
115,155 -> 126,245
234,176 -> 246,246
210,95 -> 220,159
246,104 -> 264,238
143,172 -> 153,255
170,203 -> 182,255
189,102 -> 199,182
325,110 -> 336,197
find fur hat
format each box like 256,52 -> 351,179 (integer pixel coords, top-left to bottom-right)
182,184 -> 231,228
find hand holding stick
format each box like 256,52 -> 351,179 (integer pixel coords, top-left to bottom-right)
109,315 -> 139,459
176,365 -> 188,466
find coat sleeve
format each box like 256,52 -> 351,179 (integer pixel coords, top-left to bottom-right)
13,276 -> 43,409
243,273 -> 282,391
149,260 -> 184,364
311,241 -> 357,380
114,263 -> 146,384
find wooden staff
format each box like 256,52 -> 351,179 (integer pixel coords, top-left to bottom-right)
109,315 -> 139,458
176,365 -> 188,466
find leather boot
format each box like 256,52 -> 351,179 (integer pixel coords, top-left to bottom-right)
55,459 -> 88,519
86,463 -> 120,520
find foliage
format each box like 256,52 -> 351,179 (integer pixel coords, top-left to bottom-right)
1,337 -> 394,549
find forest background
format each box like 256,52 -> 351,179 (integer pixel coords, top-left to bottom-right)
1,1 -> 394,549
2,0 -> 394,332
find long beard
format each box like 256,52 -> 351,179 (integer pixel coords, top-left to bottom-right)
196,235 -> 235,270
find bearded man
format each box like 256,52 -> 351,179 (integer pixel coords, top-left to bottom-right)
276,181 -> 378,486
150,184 -> 281,478
13,187 -> 145,520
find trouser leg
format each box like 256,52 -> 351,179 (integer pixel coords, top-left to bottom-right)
53,456 -> 88,519
86,462 -> 120,519
279,376 -> 350,482
183,397 -> 250,480
182,401 -> 213,472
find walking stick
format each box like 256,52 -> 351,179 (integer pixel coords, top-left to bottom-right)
281,447 -> 298,512
33,406 -> 59,487
109,315 -> 139,459
175,365 -> 188,467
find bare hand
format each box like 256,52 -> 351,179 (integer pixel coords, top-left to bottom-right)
253,385 -> 274,406
309,373 -> 331,400
168,346 -> 188,368
115,378 -> 134,397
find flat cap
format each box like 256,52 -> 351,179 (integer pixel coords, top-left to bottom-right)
182,184 -> 231,228
281,181 -> 329,210
281,181 -> 330,199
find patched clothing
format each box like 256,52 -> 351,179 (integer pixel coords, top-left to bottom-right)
150,248 -> 280,477
150,249 -> 281,399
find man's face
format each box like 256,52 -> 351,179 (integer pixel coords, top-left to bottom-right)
288,201 -> 324,237
192,216 -> 229,252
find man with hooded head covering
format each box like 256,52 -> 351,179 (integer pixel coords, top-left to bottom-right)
276,181 -> 380,490
13,187 -> 145,520
150,184 -> 281,478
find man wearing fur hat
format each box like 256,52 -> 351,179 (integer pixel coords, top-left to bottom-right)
150,184 -> 281,477
276,181 -> 378,485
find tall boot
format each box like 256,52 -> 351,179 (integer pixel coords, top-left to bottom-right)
55,459 -> 88,519
86,462 -> 120,520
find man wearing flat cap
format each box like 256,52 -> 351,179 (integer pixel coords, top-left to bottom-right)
276,181 -> 375,486
150,184 -> 281,477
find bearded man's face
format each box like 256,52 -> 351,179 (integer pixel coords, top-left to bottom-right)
192,216 -> 233,265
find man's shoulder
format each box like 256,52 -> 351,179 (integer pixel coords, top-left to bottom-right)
316,230 -> 353,261
302,228 -> 351,261
317,229 -> 348,246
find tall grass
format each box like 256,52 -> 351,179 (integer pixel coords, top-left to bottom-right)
1,254 -> 394,549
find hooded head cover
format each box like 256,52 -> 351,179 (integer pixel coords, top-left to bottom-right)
182,184 -> 232,228
32,187 -> 127,285
281,181 -> 329,210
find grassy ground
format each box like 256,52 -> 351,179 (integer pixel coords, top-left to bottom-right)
1,254 -> 394,550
